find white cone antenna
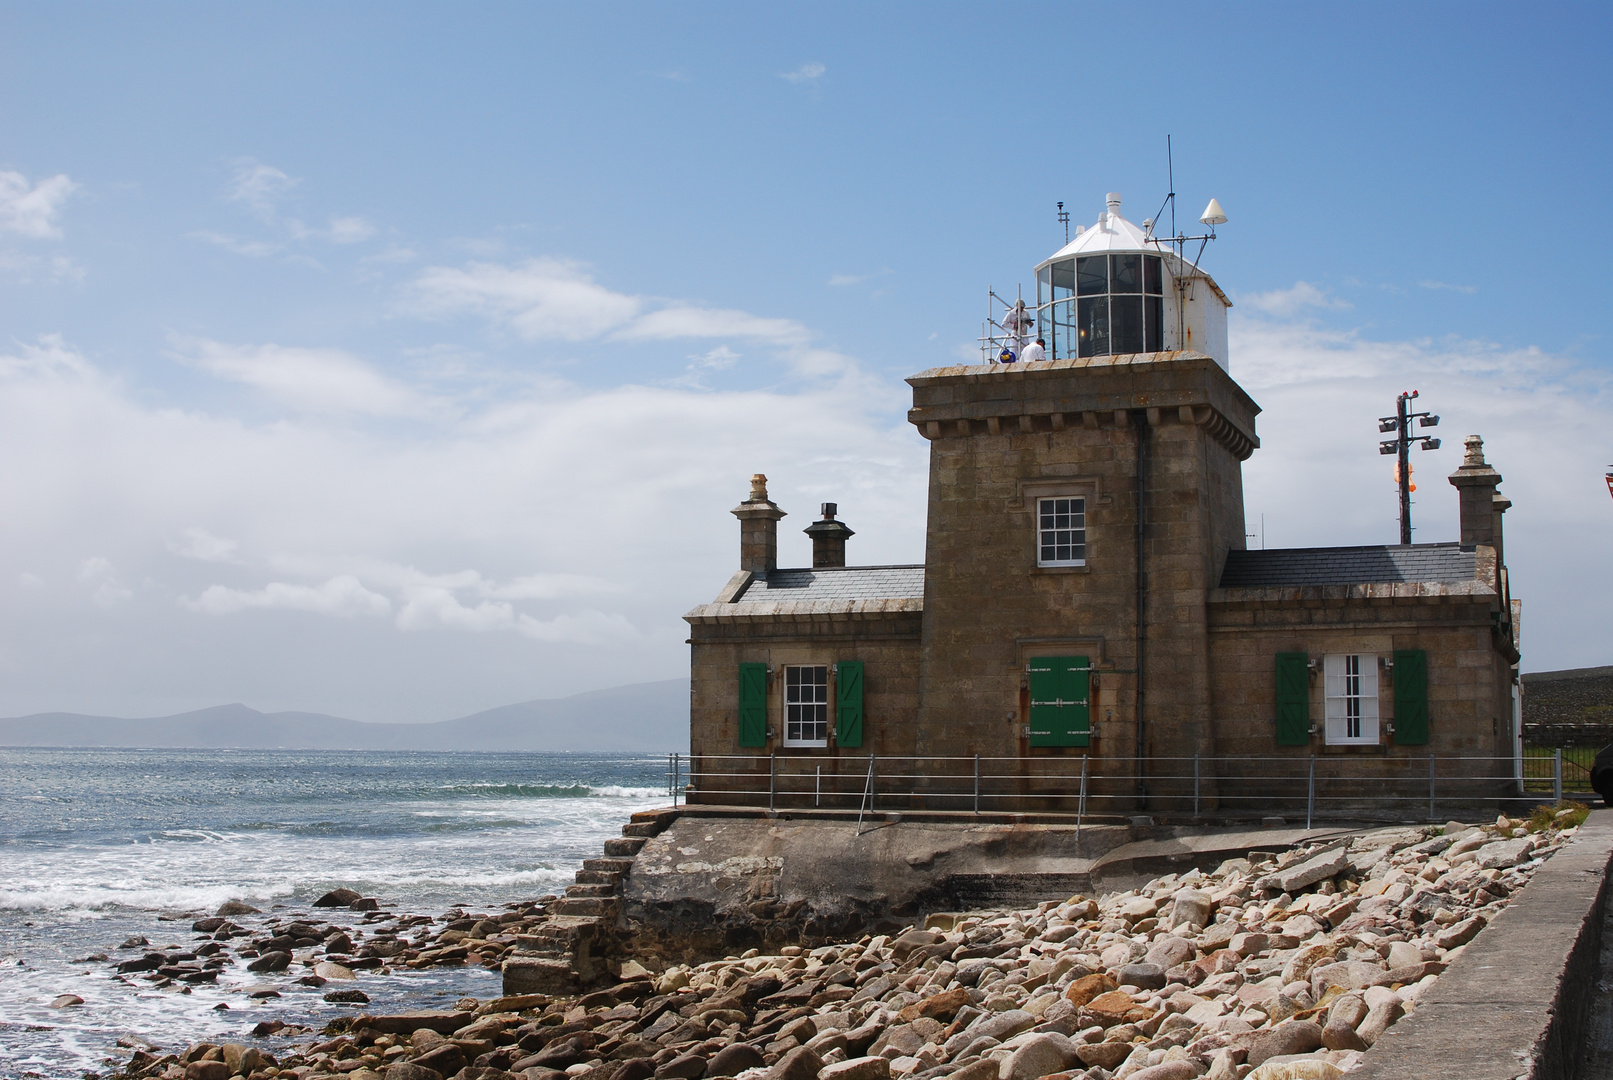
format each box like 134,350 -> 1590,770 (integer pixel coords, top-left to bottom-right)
1199,198 -> 1227,226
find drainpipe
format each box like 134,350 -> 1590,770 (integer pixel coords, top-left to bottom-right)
1132,409 -> 1150,806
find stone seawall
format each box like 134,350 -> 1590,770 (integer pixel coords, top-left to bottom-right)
619,812 -> 1358,964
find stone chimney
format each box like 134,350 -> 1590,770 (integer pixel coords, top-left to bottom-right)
732,474 -> 786,573
1448,435 -> 1508,559
804,503 -> 855,568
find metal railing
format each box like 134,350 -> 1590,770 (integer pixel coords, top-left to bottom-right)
661,752 -> 1589,824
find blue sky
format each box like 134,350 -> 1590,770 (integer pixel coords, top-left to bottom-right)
1,4 -> 1609,721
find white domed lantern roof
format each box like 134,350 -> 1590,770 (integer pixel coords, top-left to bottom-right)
1032,193 -> 1232,369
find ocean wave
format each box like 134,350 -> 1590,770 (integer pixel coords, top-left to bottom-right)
429,782 -> 666,799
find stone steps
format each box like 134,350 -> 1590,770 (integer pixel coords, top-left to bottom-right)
504,806 -> 680,995
564,883 -> 617,897
549,896 -> 622,919
574,869 -> 623,886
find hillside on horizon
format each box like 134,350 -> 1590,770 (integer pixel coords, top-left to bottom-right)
0,679 -> 689,752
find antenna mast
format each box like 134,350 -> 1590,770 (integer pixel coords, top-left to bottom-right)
1057,201 -> 1070,244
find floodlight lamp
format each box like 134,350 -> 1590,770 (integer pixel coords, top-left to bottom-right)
1199,198 -> 1227,226
1379,420 -> 1397,433
1422,438 -> 1442,450
1380,441 -> 1398,455
1420,415 -> 1439,427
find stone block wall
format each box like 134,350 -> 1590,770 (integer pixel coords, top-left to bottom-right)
906,354 -> 1258,788
686,610 -> 922,806
1202,589 -> 1517,811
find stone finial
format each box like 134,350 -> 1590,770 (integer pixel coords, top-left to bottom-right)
733,474 -> 786,573
1449,436 -> 1505,554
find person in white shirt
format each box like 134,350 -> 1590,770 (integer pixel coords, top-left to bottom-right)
1019,337 -> 1047,363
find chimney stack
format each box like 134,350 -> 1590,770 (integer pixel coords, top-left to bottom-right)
732,474 -> 786,573
804,503 -> 855,568
1448,435 -> 1508,559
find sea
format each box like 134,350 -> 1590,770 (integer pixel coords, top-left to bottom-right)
0,748 -> 675,1080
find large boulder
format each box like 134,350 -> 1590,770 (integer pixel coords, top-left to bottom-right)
314,888 -> 363,908
997,1033 -> 1078,1080
1247,1021 -> 1324,1067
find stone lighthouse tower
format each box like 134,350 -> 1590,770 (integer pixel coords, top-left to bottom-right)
908,192 -> 1255,802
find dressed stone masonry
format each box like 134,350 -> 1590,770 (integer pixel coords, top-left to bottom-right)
686,196 -> 1521,814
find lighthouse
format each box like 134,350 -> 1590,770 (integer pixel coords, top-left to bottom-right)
1034,193 -> 1232,368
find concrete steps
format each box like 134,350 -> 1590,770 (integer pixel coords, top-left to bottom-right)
503,806 -> 680,995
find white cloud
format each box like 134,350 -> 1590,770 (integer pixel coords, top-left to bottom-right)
0,171 -> 76,239
78,556 -> 132,608
1419,280 -> 1478,294
227,159 -> 298,218
190,231 -> 283,257
0,332 -> 928,719
175,338 -> 436,418
169,529 -> 241,564
325,216 -> 375,244
1238,281 -> 1351,316
828,274 -> 865,287
616,306 -> 808,345
18,572 -> 44,590
405,258 -> 642,340
184,576 -> 392,618
404,258 -> 812,351
781,62 -> 826,84
1229,311 -> 1613,670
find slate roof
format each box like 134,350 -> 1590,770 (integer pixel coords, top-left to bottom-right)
734,565 -> 926,603
1218,543 -> 1477,588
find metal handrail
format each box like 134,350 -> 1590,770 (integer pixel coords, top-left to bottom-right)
664,751 -> 1588,821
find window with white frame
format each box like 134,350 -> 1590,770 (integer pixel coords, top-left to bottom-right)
783,665 -> 829,747
1324,654 -> 1380,745
1037,497 -> 1086,567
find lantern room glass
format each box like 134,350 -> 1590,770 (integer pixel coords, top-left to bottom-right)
1038,253 -> 1166,359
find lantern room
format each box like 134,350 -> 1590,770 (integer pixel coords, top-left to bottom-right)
1033,193 -> 1232,369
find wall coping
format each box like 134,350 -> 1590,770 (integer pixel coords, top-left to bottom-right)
1352,808 -> 1613,1080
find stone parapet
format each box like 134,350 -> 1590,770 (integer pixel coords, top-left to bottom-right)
905,352 -> 1259,460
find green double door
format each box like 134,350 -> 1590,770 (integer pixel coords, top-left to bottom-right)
1028,655 -> 1090,747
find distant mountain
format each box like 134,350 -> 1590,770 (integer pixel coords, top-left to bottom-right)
0,679 -> 689,752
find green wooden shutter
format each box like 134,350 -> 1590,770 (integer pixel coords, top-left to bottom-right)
1393,649 -> 1429,745
737,663 -> 767,748
835,661 -> 865,747
1028,656 -> 1090,747
1275,652 -> 1311,746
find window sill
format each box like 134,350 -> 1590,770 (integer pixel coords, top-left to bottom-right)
1033,564 -> 1091,574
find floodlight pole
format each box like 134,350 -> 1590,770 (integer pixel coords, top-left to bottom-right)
1379,391 -> 1441,545
1396,394 -> 1413,546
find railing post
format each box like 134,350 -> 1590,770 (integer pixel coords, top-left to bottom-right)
769,752 -> 777,813
1429,755 -> 1436,822
1554,748 -> 1563,805
815,765 -> 821,808
974,754 -> 981,815
1194,754 -> 1201,819
870,755 -> 877,812
675,753 -> 681,807
1077,755 -> 1089,842
1306,754 -> 1315,831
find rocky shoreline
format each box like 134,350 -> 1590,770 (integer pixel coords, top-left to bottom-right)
104,808 -> 1584,1080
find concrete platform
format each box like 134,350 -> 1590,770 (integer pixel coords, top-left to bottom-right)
1354,808 -> 1613,1080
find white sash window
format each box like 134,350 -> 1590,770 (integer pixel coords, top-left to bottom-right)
1324,654 -> 1380,745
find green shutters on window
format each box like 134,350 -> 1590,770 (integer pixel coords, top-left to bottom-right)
1275,652 -> 1311,745
1028,656 -> 1090,747
1393,649 -> 1429,745
737,663 -> 767,748
835,661 -> 865,747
